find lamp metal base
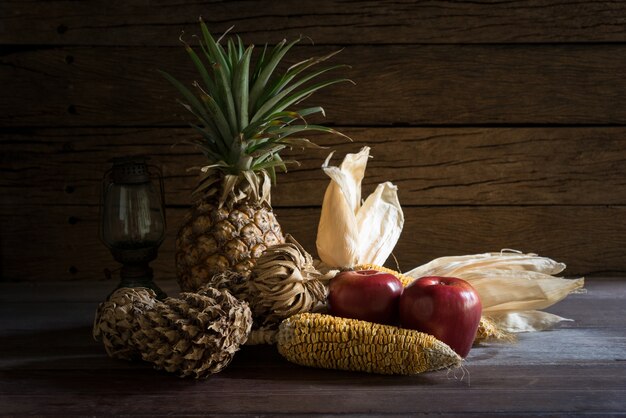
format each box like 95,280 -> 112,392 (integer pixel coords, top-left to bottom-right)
108,262 -> 168,300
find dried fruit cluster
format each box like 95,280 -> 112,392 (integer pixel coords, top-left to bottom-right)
93,286 -> 252,379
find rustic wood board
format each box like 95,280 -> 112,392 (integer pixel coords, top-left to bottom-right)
3,127 -> 626,207
2,0 -> 626,45
0,279 -> 624,416
2,204 -> 624,281
3,44 -> 626,126
2,0 -> 626,288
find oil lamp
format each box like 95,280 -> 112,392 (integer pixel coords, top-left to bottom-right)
100,156 -> 167,299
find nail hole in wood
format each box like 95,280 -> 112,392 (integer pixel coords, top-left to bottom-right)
69,266 -> 78,275
65,55 -> 74,64
64,185 -> 75,194
67,105 -> 77,114
57,24 -> 68,34
68,216 -> 78,225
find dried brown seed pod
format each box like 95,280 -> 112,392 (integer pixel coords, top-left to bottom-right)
92,287 -> 158,360
93,286 -> 252,379
248,235 -> 337,327
133,286 -> 252,378
202,269 -> 251,302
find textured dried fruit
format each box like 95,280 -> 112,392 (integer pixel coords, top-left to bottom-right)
93,286 -> 252,379
249,235 -> 336,326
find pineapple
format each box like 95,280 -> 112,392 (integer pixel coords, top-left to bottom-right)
162,21 -> 351,292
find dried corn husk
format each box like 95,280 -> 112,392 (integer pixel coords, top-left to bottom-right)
249,235 -> 337,326
405,251 -> 584,332
407,251 -> 567,277
490,310 -> 573,333
316,147 -> 404,268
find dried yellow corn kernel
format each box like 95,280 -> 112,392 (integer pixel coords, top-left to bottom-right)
353,263 -> 415,287
474,316 -> 515,345
277,313 -> 462,375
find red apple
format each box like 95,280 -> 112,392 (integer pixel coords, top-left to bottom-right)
328,270 -> 403,325
399,276 -> 482,358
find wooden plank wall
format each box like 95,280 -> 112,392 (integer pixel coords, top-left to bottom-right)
2,1 -> 626,282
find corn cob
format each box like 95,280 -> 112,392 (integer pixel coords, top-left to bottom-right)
277,313 -> 462,375
353,263 -> 415,287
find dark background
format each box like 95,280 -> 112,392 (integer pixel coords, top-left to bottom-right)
2,1 -> 626,282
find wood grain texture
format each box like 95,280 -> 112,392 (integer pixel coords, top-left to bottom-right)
3,127 -> 626,207
2,1 -> 626,283
2,0 -> 626,45
1,280 -> 624,416
1,367 -> 624,416
2,44 -> 626,126
2,204 -> 624,281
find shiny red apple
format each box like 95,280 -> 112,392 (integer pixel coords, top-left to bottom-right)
328,270 -> 403,325
399,276 -> 482,358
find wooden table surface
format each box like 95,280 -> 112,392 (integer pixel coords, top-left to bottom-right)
1,279 -> 625,417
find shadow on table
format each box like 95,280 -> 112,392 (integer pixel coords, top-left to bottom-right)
1,326 -> 158,386
1,326 -> 447,389
222,345 -> 448,386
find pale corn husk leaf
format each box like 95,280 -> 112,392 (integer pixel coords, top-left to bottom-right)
406,251 -> 566,278
490,310 -> 573,333
356,182 -> 404,265
323,147 -> 369,212
316,149 -> 367,267
459,269 -> 584,313
316,147 -> 404,268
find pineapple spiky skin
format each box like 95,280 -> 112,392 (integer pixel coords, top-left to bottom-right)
176,197 -> 284,292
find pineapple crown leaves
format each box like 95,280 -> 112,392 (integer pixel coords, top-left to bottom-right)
160,19 -> 353,206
